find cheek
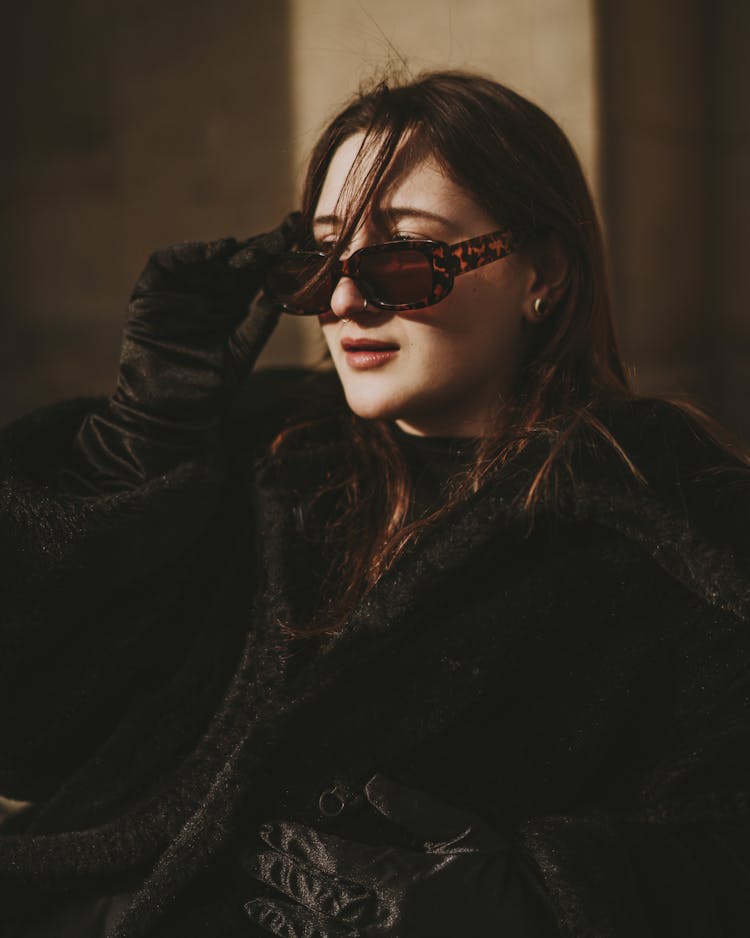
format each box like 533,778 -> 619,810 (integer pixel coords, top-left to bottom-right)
318,313 -> 336,355
461,270 -> 526,339
424,275 -> 523,349
405,283 -> 524,384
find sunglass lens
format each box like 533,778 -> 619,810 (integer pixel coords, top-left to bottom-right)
266,254 -> 330,313
359,250 -> 434,306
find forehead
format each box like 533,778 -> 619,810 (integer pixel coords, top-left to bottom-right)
313,132 -> 481,224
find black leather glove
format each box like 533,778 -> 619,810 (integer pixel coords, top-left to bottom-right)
58,211 -> 301,494
240,773 -> 559,937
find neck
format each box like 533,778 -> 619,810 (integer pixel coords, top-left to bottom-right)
394,397 -> 505,439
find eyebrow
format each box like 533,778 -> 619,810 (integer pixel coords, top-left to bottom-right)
313,207 -> 459,233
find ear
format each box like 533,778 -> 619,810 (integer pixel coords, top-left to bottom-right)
521,233 -> 569,325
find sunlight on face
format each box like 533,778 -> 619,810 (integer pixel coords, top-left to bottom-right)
315,133 -> 537,437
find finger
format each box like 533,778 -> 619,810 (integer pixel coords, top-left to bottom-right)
364,773 -> 507,854
259,819 -> 408,886
243,898 -> 355,938
225,292 -> 282,378
151,238 -> 240,269
229,211 -> 303,269
269,210 -> 304,250
241,848 -> 373,926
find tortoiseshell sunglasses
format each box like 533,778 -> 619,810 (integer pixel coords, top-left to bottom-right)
263,228 -> 518,315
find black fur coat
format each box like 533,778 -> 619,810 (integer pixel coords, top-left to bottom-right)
1,369 -> 750,937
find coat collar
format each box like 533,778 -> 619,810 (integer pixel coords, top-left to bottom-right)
237,388 -> 750,766
251,386 -> 750,637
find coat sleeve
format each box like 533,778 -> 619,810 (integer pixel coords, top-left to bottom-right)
515,732 -> 750,936
0,369 -> 321,803
496,398 -> 750,937
0,394 -> 228,800
512,551 -> 750,936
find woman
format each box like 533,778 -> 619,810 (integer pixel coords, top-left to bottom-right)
1,70 -> 750,937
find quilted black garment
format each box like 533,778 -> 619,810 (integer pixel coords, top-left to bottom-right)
1,369 -> 749,937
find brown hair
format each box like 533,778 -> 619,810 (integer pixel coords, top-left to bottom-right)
267,69 -> 749,640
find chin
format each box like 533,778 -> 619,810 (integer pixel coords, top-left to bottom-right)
343,393 -> 400,422
339,379 -> 412,422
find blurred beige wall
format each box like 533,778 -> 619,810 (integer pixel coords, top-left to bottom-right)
599,0 -> 750,440
259,0 -> 599,369
714,0 -> 750,438
289,0 -> 598,183
1,1 -> 747,440
0,1 -> 294,424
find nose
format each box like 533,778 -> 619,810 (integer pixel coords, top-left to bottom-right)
329,275 -> 368,320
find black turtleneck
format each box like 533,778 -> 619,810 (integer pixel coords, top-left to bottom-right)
390,422 -> 481,517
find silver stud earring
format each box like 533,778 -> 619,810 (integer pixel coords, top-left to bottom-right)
533,297 -> 547,319
341,317 -> 351,324
362,298 -> 369,312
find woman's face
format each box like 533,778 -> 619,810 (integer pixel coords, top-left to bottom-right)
314,133 -> 541,437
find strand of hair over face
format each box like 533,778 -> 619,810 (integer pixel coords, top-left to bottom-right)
271,69 -> 750,642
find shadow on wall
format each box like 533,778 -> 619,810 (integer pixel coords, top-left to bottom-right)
597,0 -> 750,441
0,0 -> 295,426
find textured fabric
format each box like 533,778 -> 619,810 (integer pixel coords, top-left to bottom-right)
1,369 -> 750,937
390,422 -> 480,519
241,772 -> 561,937
56,215 -> 301,495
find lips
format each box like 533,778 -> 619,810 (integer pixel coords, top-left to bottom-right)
341,335 -> 400,371
341,337 -> 400,352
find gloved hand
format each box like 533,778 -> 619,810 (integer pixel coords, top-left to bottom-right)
59,211 -> 302,494
240,773 -> 555,938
